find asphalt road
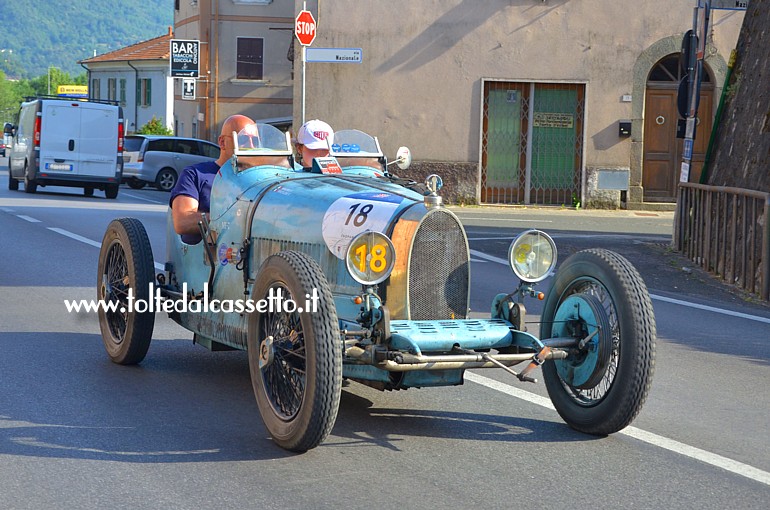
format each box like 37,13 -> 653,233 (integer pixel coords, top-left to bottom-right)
1,167 -> 769,509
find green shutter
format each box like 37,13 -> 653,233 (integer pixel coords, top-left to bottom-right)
146,80 -> 152,106
136,79 -> 141,105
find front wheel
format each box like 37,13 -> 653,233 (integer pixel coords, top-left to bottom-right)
8,174 -> 18,191
248,251 -> 342,452
127,179 -> 146,190
97,218 -> 156,364
540,249 -> 655,435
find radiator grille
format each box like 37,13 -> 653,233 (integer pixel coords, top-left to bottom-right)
408,210 -> 470,319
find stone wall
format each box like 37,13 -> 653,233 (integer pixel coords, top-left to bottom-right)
392,161 -> 478,206
707,0 -> 770,193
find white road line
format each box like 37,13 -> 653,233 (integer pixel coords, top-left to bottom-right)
469,250 -> 770,324
649,294 -> 770,325
48,227 -> 102,248
47,227 -> 165,271
457,217 -> 551,223
16,215 -> 41,223
470,249 -> 509,265
1,207 -> 15,213
465,372 -> 770,487
122,192 -> 166,205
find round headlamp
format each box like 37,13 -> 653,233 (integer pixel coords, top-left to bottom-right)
345,231 -> 396,285
507,230 -> 557,283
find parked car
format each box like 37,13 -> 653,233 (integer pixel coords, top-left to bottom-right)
97,124 -> 656,452
6,97 -> 124,198
122,135 -> 219,191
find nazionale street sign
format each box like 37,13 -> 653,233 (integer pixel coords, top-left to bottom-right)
305,48 -> 363,63
170,39 -> 200,78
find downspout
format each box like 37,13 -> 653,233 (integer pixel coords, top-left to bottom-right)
214,0 -> 219,137
79,62 -> 91,99
127,60 -> 139,133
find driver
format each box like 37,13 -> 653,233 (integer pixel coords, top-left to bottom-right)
293,119 -> 334,171
170,114 -> 255,244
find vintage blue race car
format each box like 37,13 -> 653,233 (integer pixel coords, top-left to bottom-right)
97,124 -> 656,452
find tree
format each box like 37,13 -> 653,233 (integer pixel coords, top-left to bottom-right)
706,0 -> 770,192
136,116 -> 173,135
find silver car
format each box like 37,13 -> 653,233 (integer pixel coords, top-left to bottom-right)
122,135 -> 219,191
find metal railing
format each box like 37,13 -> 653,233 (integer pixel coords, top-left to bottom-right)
674,183 -> 770,301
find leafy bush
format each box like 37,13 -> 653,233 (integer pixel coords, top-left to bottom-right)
136,116 -> 172,135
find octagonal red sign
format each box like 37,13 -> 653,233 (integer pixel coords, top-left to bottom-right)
295,10 -> 317,46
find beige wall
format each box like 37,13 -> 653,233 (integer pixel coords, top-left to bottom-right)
174,0 -> 294,141
293,0 -> 743,205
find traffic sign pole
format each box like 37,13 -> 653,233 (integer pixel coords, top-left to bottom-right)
295,3 -> 317,125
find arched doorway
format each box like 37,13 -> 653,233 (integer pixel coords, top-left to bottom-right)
643,54 -> 714,202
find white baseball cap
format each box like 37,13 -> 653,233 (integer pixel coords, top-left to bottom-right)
296,119 -> 334,149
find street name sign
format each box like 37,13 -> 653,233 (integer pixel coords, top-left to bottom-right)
170,39 -> 200,78
707,1 -> 748,9
305,48 -> 363,63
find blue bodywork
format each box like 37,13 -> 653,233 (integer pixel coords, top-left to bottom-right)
162,128 -> 548,389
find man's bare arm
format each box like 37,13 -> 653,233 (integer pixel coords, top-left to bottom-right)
171,195 -> 205,235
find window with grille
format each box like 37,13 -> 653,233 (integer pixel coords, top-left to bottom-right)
237,37 -> 264,80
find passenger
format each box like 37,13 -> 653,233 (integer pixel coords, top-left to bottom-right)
293,119 -> 334,171
170,114 -> 255,243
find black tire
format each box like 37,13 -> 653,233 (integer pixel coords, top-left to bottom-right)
248,251 -> 342,452
84,187 -> 94,197
127,179 -> 146,190
155,168 -> 177,192
97,218 -> 156,365
24,165 -> 36,193
8,174 -> 18,191
105,184 -> 119,199
540,249 -> 656,435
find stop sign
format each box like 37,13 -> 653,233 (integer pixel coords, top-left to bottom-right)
295,10 -> 317,46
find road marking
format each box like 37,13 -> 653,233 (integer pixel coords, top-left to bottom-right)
649,294 -> 770,325
48,227 -> 102,248
47,227 -> 165,271
465,372 -> 770,487
1,207 -> 15,213
122,192 -> 166,205
16,215 -> 41,223
470,249 -> 509,265
457,216 -> 552,223
469,250 -> 770,323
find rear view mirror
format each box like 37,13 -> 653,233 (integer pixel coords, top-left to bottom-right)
3,122 -> 14,135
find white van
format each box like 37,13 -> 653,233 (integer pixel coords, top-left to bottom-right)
5,97 -> 124,198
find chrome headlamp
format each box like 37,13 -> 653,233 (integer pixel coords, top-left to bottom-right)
345,231 -> 396,285
507,229 -> 557,283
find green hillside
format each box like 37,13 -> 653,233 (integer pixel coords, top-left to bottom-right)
0,0 -> 174,78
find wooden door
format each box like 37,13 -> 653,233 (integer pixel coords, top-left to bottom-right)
643,54 -> 714,202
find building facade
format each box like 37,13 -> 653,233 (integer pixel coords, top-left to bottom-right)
79,28 -> 175,134
172,0 -> 295,141
291,0 -> 744,209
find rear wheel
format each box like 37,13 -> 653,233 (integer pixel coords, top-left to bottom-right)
127,179 -> 146,190
105,184 -> 119,199
248,251 -> 342,452
97,218 -> 155,365
541,249 -> 655,435
84,187 -> 94,197
23,165 -> 36,193
8,173 -> 18,191
155,168 -> 177,192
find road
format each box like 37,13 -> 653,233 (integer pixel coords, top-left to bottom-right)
1,166 -> 769,509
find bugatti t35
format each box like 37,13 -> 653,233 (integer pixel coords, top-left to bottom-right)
97,124 -> 655,452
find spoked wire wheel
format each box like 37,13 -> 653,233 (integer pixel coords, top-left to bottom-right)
97,218 -> 155,365
541,249 -> 656,435
248,251 -> 341,452
259,282 -> 307,421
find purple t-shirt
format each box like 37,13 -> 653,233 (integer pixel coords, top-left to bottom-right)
169,160 -> 220,244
